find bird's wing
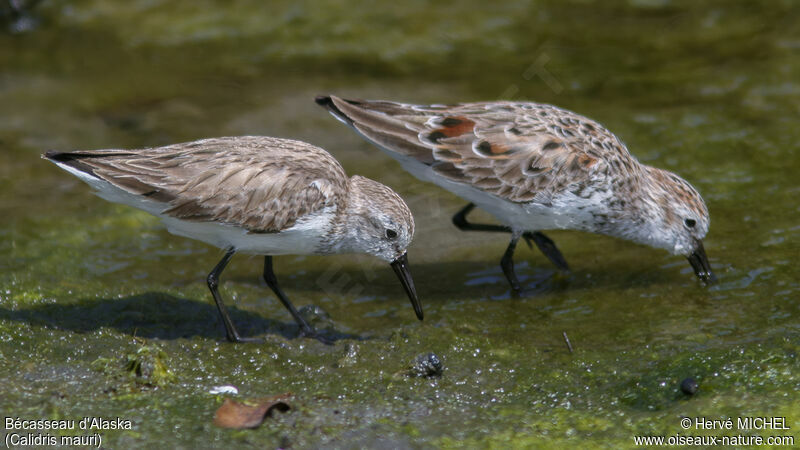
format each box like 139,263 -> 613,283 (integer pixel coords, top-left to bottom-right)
318,96 -> 630,204
45,136 -> 348,232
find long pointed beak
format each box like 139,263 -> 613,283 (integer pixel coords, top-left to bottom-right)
687,240 -> 717,284
390,253 -> 423,320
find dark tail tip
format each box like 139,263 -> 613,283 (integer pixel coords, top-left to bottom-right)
42,150 -> 101,177
43,150 -> 73,162
314,94 -> 356,126
315,95 -> 333,107
43,150 -> 99,163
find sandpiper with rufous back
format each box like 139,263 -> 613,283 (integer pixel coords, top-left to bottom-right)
316,95 -> 716,292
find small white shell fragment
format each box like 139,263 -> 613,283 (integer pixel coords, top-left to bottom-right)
209,385 -> 239,395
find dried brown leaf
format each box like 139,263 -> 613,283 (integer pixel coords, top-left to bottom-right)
213,393 -> 291,429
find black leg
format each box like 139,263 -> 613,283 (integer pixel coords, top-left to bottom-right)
524,232 -> 570,272
453,203 -> 509,233
452,203 -> 570,272
501,233 -> 523,294
263,256 -> 333,345
207,249 -> 261,343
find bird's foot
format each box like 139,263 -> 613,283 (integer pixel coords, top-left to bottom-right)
299,327 -> 335,345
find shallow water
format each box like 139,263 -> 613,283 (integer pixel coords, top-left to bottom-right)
1,0 -> 798,448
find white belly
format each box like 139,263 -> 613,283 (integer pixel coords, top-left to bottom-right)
56,162 -> 333,255
385,151 -> 610,233
386,152 -> 555,230
159,212 -> 331,255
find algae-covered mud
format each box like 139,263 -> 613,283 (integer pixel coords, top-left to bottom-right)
1,0 -> 798,448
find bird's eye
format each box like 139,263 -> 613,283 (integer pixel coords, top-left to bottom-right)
385,229 -> 398,239
684,218 -> 696,228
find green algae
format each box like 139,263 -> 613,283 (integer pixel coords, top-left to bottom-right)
92,343 -> 177,387
1,0 -> 799,448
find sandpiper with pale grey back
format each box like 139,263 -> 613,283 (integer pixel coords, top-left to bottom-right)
43,136 -> 421,344
316,95 -> 716,292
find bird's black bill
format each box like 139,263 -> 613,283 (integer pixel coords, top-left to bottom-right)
687,240 -> 717,284
390,253 -> 423,320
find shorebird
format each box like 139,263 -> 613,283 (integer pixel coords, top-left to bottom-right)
43,136 -> 421,343
316,95 -> 716,292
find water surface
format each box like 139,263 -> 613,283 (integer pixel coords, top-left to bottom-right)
1,0 -> 798,447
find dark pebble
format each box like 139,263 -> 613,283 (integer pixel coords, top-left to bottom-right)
680,377 -> 698,395
298,304 -> 334,330
411,352 -> 443,378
